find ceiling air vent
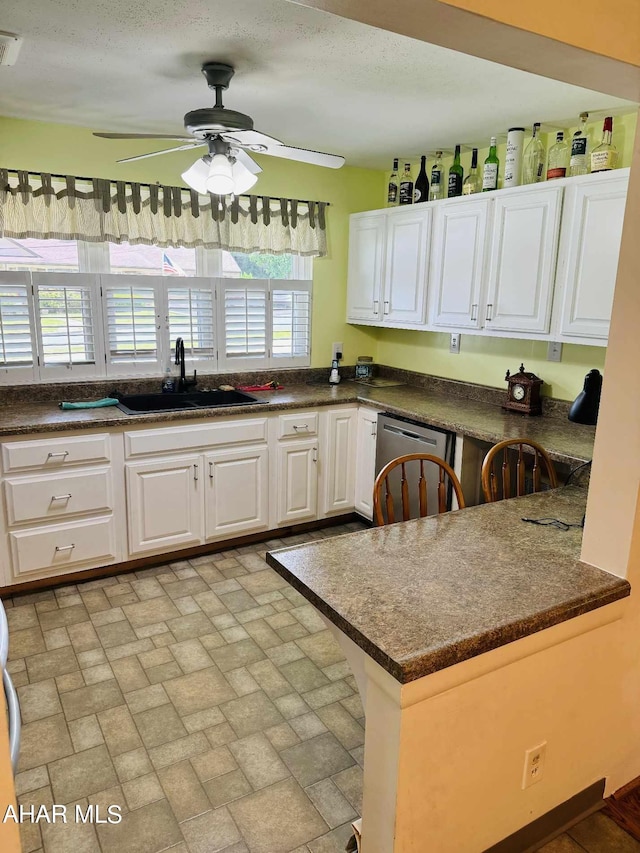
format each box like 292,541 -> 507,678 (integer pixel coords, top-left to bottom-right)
0,32 -> 22,66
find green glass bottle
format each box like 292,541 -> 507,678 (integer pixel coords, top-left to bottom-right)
447,145 -> 463,198
482,137 -> 499,191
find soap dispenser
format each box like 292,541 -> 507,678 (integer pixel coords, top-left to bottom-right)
568,369 -> 602,425
329,359 -> 341,385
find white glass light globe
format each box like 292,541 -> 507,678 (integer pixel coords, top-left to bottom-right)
206,154 -> 235,195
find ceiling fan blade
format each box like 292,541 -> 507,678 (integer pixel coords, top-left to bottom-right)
225,129 -> 283,147
94,132 -> 193,141
230,148 -> 262,175
255,143 -> 345,169
116,142 -> 206,164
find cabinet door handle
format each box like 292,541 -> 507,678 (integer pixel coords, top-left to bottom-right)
292,424 -> 308,431
193,463 -> 198,482
209,461 -> 214,480
373,300 -> 379,314
471,303 -> 478,321
383,300 -> 390,315
51,493 -> 72,502
371,424 -> 377,437
312,447 -> 318,463
485,303 -> 493,322
46,451 -> 69,460
55,544 -> 75,552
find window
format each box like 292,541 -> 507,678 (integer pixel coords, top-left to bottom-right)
103,281 -> 159,368
0,273 -> 34,381
0,238 -> 79,272
108,243 -> 197,276
167,285 -> 215,367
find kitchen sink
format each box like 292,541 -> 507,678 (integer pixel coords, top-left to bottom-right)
115,390 -> 260,415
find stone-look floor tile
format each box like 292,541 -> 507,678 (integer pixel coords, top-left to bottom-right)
56,670 -> 85,693
567,812 -> 640,852
322,662 -> 351,682
264,721 -> 300,751
221,691 -> 284,739
157,760 -> 211,822
49,744 -> 117,803
163,577 -> 209,600
60,678 -> 124,721
537,836 -> 587,853
184,707 -> 225,733
7,604 -> 38,631
135,703 -> 188,749
44,626 -> 71,650
113,747 -> 153,783
16,679 -> 62,723
123,683 -> 169,714
266,642 -> 306,667
273,693 -> 311,720
80,588 -> 112,612
105,637 -> 154,661
18,714 -> 74,771
205,722 -> 238,749
225,667 -> 260,697
247,659 -> 292,698
307,822 -> 356,853
266,612 -> 297,630
170,638 -> 213,673
40,816 -> 101,853
122,772 -> 165,810
199,632 -> 226,651
303,681 -> 353,710
209,638 -> 265,673
77,648 -> 107,669
237,569 -> 287,598
331,765 -> 363,814
67,620 -> 101,652
10,627 -> 46,661
176,596 -> 204,616
339,695 -> 364,720
164,667 -> 235,716
88,783 -> 129,817
148,731 -> 210,770
289,713 -> 328,741
291,605 -> 326,634
194,590 -> 227,617
98,704 -> 143,756
167,612 -> 214,642
38,603 -> 90,632
27,645 -> 79,682
96,798 -> 183,853
122,597 -> 182,629
219,590 -> 258,614
130,578 -> 165,600
316,704 -> 365,751
350,746 -> 365,768
68,714 -> 105,752
277,622 -> 309,642
228,777 -> 327,853
279,659 -> 330,694
221,626 -> 250,644
91,606 -> 126,626
83,662 -> 114,685
211,614 -> 238,631
111,656 -> 150,693
96,620 -> 137,649
10,669 -> 28,687
305,779 -> 357,830
295,631 -> 344,669
236,605 -> 276,625
181,806 -> 241,853
152,632 -> 177,648
281,732 -> 354,789
138,647 -> 172,669
243,619 -> 281,650
228,733 -> 289,790
6,657 -> 25,674
147,661 -> 183,684
203,769 -> 252,809
191,746 -> 238,782
14,765 -> 49,797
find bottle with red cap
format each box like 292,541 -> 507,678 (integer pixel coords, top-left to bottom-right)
590,117 -> 618,173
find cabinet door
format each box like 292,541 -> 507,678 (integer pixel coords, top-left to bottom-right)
321,408 -> 357,516
276,440 -> 318,525
126,455 -> 202,556
384,207 -> 431,325
558,173 -> 628,340
354,407 -> 378,520
346,212 -> 386,322
431,197 -> 491,329
205,445 -> 269,541
485,185 -> 563,333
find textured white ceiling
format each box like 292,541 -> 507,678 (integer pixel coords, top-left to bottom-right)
0,0 -> 635,169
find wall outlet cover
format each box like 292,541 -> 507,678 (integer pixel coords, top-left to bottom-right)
449,333 -> 461,354
332,342 -> 343,361
522,742 -> 547,789
547,341 -> 563,362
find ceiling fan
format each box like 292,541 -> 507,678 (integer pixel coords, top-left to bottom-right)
94,62 -> 345,196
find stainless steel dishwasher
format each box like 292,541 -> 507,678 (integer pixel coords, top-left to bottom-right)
375,413 -> 456,517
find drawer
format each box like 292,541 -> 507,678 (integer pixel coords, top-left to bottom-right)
278,412 -> 319,439
125,418 -> 268,458
2,434 -> 110,473
9,515 -> 117,577
4,468 -> 112,526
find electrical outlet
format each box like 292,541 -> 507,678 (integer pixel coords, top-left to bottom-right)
332,342 -> 343,361
547,341 -> 563,362
522,742 -> 547,789
449,333 -> 461,354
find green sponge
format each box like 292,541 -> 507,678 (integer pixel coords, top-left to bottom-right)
59,398 -> 120,410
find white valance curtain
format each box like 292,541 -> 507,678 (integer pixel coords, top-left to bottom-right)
0,170 -> 328,257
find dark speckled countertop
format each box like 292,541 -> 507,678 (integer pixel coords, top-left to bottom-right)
267,487 -> 629,683
0,381 -> 595,467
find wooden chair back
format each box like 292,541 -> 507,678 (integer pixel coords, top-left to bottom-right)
481,438 -> 558,503
373,453 -> 465,527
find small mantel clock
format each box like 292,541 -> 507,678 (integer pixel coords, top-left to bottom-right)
503,364 -> 543,415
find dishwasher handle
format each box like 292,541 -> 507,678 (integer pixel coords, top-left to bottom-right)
382,423 -> 438,447
3,668 -> 20,774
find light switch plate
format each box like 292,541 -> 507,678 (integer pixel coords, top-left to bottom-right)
547,341 -> 563,362
449,333 -> 461,354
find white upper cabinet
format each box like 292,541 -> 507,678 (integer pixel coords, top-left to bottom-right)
430,197 -> 491,329
557,172 -> 628,340
346,211 -> 385,323
484,185 -> 563,334
384,207 -> 431,325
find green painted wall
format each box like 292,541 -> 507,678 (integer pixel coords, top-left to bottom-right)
0,115 -> 383,370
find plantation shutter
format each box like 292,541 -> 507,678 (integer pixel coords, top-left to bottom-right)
101,275 -> 160,374
167,282 -> 216,370
220,281 -> 268,368
0,272 -> 34,368
271,280 -> 311,365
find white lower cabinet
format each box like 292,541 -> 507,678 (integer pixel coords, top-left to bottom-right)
126,455 -> 202,556
321,407 -> 357,516
354,407 -> 379,520
205,445 -> 269,540
275,439 -> 318,525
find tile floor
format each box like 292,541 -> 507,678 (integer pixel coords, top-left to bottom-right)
5,521 -> 639,853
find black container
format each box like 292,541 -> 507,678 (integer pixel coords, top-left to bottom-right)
568,369 -> 602,425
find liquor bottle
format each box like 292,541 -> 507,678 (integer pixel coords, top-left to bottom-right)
447,145 -> 463,198
523,123 -> 545,184
399,163 -> 414,205
591,117 -> 618,173
462,149 -> 481,195
569,113 -> 590,177
504,127 -> 525,187
414,155 -> 429,203
429,152 -> 444,201
547,132 -> 569,179
387,158 -> 399,206
482,137 -> 499,191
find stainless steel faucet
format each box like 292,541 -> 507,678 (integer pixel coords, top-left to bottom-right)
174,337 -> 197,393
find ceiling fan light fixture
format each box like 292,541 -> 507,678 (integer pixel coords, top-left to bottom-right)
180,157 -> 210,194
206,154 -> 235,195
231,160 -> 259,194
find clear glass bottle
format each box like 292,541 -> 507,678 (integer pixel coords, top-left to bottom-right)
462,149 -> 481,195
547,132 -> 569,179
569,113 -> 590,177
399,163 -> 414,205
523,123 -> 545,184
482,137 -> 499,191
387,158 -> 399,206
591,117 -> 618,173
414,155 -> 429,203
447,145 -> 463,198
429,152 -> 444,201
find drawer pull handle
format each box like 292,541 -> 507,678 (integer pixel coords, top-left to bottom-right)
51,494 -> 72,502
47,451 -> 69,460
486,303 -> 493,322
209,461 -> 214,480
373,300 -> 379,313
194,464 -> 198,482
312,447 -> 318,463
384,300 -> 390,315
292,424 -> 309,431
55,544 -> 75,552
471,303 -> 478,322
